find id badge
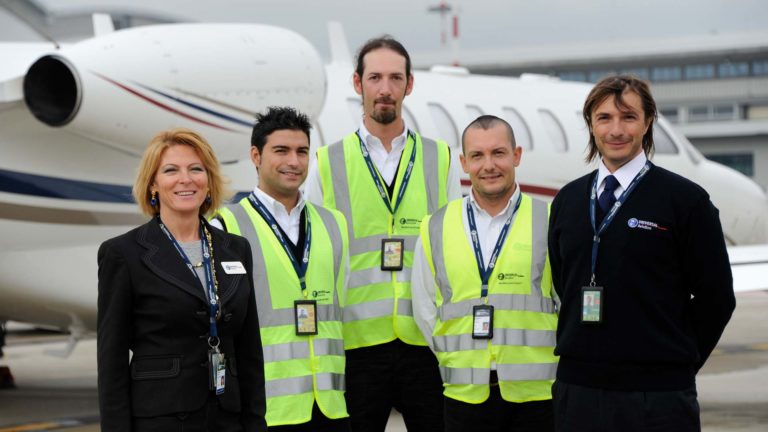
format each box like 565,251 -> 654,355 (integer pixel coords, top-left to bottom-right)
208,350 -> 226,394
381,239 -> 404,271
472,305 -> 494,339
295,300 -> 318,335
581,286 -> 603,323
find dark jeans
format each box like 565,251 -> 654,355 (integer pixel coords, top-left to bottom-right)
132,395 -> 243,432
345,340 -> 444,432
444,386 -> 553,432
553,380 -> 701,432
268,402 -> 351,432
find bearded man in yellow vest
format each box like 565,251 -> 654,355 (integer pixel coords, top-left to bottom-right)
305,36 -> 462,431
412,115 -> 559,432
213,107 -> 351,431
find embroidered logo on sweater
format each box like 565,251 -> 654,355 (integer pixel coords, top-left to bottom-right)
627,218 -> 669,231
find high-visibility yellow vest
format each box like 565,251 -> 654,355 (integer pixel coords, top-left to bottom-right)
217,199 -> 349,426
420,195 -> 558,403
316,131 -> 450,349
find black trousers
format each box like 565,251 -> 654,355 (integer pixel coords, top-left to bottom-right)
345,340 -> 444,432
553,380 -> 701,432
444,385 -> 553,432
268,402 -> 351,432
131,395 -> 243,432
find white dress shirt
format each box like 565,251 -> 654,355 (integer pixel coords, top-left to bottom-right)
211,186 -> 305,245
597,151 -> 648,199
304,121 -> 463,205
411,186 -> 521,353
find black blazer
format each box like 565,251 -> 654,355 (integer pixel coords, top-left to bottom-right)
97,218 -> 267,431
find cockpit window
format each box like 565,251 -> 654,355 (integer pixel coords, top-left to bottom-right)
428,102 -> 459,150
501,107 -> 532,150
653,124 -> 679,155
538,109 -> 568,153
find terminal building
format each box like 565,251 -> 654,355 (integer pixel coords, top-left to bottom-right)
433,31 -> 768,191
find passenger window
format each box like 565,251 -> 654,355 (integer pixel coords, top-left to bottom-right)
538,109 -> 568,153
428,102 -> 459,150
346,97 -> 362,125
402,105 -> 419,131
501,107 -> 532,150
653,125 -> 679,154
466,104 -> 484,121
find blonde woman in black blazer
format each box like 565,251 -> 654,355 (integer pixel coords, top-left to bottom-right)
97,128 -> 267,431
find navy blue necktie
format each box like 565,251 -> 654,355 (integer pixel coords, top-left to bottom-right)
598,175 -> 620,213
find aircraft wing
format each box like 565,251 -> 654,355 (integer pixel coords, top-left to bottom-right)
728,245 -> 768,293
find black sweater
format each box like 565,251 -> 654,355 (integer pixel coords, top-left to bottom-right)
548,164 -> 735,391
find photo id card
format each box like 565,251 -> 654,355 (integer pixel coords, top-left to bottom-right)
381,239 -> 404,271
581,286 -> 603,323
208,350 -> 226,394
472,304 -> 494,339
294,300 -> 318,335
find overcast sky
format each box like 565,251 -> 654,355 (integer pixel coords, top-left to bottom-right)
3,0 -> 767,64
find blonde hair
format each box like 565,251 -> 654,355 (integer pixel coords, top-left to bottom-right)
133,128 -> 230,217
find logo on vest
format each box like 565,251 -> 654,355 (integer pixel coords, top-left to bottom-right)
496,272 -> 525,284
398,217 -> 421,228
312,289 -> 332,301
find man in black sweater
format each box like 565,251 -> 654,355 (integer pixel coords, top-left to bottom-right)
548,75 -> 735,432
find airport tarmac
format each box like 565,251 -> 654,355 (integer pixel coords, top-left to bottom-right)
1,292 -> 767,431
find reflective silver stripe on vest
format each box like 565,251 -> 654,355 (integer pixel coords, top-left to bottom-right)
265,372 -> 345,398
263,338 -> 346,363
343,297 -> 414,323
227,202 -> 342,327
427,205 -> 451,303
430,197 -> 553,320
441,363 -> 555,385
438,294 -> 556,322
314,206 -> 344,286
432,328 -> 556,353
420,137 -> 441,214
349,234 -> 418,257
327,141 -> 353,226
348,266 -> 413,290
530,198 -> 548,298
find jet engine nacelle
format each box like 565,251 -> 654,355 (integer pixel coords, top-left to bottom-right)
22,23 -> 326,162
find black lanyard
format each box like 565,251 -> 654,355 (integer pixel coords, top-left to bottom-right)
356,130 -> 417,215
159,219 -> 220,339
248,193 -> 311,292
466,193 -> 523,297
588,161 -> 652,285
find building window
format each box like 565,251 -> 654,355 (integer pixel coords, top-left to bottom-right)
651,66 -> 682,82
706,153 -> 754,177
753,60 -> 768,76
718,61 -> 749,78
558,71 -> 586,82
619,68 -> 650,80
659,107 -> 679,123
588,70 -> 615,83
688,106 -> 709,122
684,64 -> 715,80
712,104 -> 736,120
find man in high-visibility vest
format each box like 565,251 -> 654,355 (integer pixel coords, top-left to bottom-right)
412,115 -> 558,432
213,107 -> 351,431
305,36 -> 462,431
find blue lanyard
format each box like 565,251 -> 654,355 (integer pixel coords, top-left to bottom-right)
466,193 -> 523,297
356,130 -> 417,215
588,161 -> 652,285
158,219 -> 220,339
248,193 -> 311,292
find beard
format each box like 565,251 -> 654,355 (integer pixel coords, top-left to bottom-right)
370,108 -> 397,124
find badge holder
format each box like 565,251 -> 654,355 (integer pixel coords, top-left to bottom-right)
472,304 -> 494,339
208,338 -> 226,395
295,300 -> 318,335
381,238 -> 404,271
581,286 -> 603,323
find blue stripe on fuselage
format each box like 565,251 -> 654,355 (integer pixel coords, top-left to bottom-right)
0,168 -> 134,203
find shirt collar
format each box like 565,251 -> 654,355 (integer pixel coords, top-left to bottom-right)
358,119 -> 410,153
468,184 -> 521,219
598,151 -> 648,191
253,185 -> 305,217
